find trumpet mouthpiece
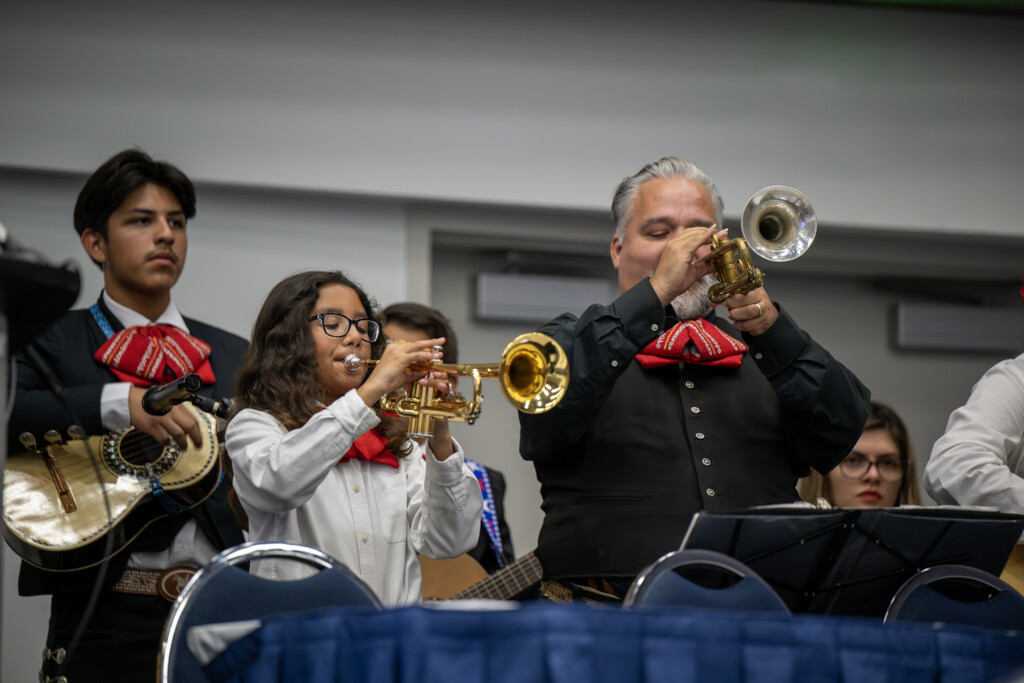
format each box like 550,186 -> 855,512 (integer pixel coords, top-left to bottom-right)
343,354 -> 364,371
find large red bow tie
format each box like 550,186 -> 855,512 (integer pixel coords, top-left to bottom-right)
94,324 -> 215,387
341,429 -> 399,469
635,319 -> 748,370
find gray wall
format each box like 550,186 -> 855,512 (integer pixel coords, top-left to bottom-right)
3,1 -> 1024,681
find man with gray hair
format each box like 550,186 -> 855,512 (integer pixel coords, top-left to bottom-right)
518,156 -> 870,601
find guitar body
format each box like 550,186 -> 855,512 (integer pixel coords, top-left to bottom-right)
2,404 -> 220,571
418,551 -> 544,602
1002,545 -> 1024,596
419,554 -> 489,600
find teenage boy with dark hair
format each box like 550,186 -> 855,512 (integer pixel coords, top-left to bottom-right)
10,148 -> 247,681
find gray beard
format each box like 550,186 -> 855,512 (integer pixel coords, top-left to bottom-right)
670,274 -> 715,321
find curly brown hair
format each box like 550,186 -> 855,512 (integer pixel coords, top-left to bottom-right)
225,270 -> 411,528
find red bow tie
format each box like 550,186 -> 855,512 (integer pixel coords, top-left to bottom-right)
341,429 -> 399,469
94,324 -> 215,387
635,319 -> 748,370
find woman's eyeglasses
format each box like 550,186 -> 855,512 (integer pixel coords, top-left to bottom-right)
308,313 -> 381,343
838,453 -> 906,483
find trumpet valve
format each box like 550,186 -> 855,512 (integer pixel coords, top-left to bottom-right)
693,237 -> 736,265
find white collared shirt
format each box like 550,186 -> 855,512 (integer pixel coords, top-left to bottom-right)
925,352 -> 1024,515
225,390 -> 483,606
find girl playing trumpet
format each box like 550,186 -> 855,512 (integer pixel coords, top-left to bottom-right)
225,270 -> 482,605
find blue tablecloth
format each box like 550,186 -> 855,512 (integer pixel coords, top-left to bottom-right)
203,602 -> 1024,683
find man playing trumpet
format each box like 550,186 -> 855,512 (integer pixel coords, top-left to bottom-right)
518,156 -> 871,601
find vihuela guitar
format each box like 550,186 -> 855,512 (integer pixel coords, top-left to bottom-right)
2,403 -> 221,572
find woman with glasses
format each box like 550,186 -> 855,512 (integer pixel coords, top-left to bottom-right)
799,401 -> 922,509
224,270 -> 482,605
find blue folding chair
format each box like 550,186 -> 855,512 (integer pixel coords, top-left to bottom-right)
623,548 -> 790,613
883,563 -> 1024,630
158,541 -> 381,683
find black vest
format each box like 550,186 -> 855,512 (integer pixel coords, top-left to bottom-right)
534,341 -> 804,579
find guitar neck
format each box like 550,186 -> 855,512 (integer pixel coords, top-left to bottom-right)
453,551 -> 542,600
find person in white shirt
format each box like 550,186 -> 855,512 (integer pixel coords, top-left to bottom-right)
924,349 -> 1024,592
225,270 -> 483,605
925,353 -> 1024,514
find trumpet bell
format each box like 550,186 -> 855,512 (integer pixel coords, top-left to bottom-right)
741,186 -> 817,263
499,332 -> 569,414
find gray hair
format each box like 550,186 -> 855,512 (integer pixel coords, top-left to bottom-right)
610,157 -> 725,240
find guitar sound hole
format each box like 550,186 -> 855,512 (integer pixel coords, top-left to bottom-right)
119,431 -> 169,468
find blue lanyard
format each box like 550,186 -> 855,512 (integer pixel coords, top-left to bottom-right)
90,304 -> 116,339
464,458 -> 505,569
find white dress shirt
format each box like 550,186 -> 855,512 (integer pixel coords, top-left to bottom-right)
925,352 -> 1024,514
225,390 -> 483,606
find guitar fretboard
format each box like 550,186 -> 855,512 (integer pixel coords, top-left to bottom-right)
453,552 -> 542,600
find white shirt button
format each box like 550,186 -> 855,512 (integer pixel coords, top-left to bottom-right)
706,488 -> 716,497
353,484 -> 360,493
685,380 -> 695,389
695,432 -> 706,440
361,535 -> 369,543
611,360 -> 619,367
702,457 -> 712,466
691,406 -> 701,414
754,352 -> 763,360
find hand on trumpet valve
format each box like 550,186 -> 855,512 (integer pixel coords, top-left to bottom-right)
355,337 -> 445,409
648,225 -> 719,307
418,370 -> 452,396
724,290 -> 777,338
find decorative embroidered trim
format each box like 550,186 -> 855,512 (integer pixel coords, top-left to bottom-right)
110,566 -> 197,602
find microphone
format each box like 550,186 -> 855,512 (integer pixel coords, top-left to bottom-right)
190,395 -> 233,420
142,374 -> 203,416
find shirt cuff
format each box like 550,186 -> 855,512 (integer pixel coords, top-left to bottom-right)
100,382 -> 133,431
424,436 -> 468,487
612,278 -> 669,346
745,304 -> 809,376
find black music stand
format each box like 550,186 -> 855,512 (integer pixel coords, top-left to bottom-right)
678,506 -> 1024,618
0,256 -> 80,356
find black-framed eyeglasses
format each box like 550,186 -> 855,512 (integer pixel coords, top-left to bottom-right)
838,453 -> 906,483
308,313 -> 381,342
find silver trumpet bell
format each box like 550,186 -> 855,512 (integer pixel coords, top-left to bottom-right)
695,185 -> 816,303
741,185 -> 817,263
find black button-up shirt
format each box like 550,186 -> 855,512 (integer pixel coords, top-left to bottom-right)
519,278 -> 870,579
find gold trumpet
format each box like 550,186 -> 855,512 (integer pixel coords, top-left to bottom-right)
343,332 -> 569,437
694,186 -> 817,304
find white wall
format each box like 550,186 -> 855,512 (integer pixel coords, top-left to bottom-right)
2,0 -> 1023,234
